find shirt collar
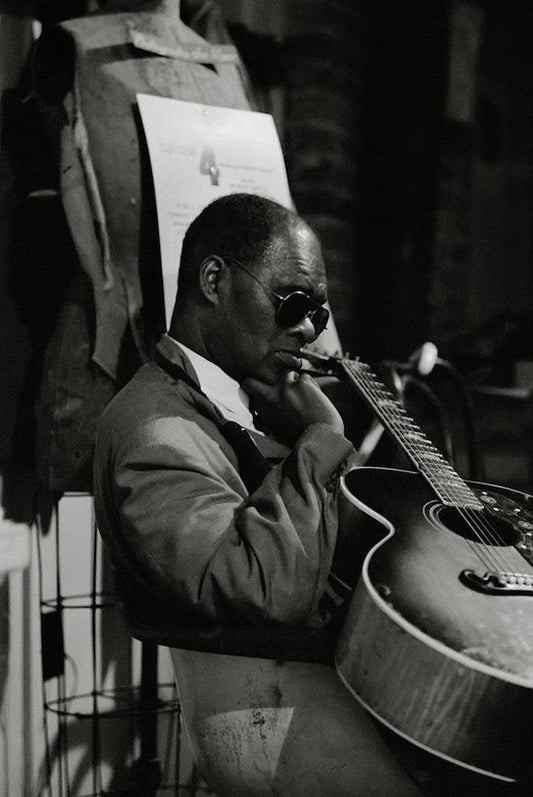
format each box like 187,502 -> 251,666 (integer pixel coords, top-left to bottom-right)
165,334 -> 257,431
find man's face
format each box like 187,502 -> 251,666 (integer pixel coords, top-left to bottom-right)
208,223 -> 328,385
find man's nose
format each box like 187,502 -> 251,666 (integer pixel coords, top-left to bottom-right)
287,315 -> 317,344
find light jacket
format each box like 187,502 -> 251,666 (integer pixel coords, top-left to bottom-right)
93,336 -> 356,662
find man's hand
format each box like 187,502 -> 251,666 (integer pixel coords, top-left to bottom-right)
243,371 -> 345,446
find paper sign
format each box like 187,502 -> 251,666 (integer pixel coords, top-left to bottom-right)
137,94 -> 294,324
137,94 -> 341,353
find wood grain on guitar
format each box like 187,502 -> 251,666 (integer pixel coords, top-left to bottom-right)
300,351 -> 533,786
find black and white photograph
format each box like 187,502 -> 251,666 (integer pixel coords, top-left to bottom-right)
0,2 -> 531,795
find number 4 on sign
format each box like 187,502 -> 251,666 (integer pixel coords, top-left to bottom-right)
200,147 -> 220,185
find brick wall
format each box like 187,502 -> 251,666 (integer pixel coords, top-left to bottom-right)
283,0 -> 362,354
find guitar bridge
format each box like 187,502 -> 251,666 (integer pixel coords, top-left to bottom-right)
461,568 -> 533,595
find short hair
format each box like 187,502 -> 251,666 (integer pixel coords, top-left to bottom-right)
177,193 -> 301,295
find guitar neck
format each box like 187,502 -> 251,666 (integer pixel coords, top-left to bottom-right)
340,359 -> 482,510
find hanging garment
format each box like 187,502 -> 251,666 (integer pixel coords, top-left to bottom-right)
31,2 -> 253,490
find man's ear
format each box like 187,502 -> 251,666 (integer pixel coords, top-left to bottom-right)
199,256 -> 224,305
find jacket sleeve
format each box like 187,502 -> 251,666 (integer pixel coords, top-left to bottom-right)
95,414 -> 356,626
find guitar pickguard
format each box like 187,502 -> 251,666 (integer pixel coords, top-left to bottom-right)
340,468 -> 533,678
423,486 -> 533,593
476,487 -> 533,567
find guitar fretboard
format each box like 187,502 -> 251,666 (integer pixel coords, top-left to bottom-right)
342,359 -> 483,510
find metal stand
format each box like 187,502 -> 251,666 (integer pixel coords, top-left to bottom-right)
37,492 -> 204,796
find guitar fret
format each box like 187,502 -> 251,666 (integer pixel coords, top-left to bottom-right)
342,360 -> 483,510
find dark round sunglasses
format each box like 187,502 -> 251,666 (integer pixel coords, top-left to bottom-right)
220,255 -> 329,336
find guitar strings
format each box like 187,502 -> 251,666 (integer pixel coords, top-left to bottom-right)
348,360 -> 513,571
353,360 -> 530,574
343,360 -> 530,575
350,364 -> 509,572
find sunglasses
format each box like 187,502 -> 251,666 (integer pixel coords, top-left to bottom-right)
220,255 -> 329,336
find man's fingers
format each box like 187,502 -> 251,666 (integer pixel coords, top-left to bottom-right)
241,376 -> 277,401
243,372 -> 321,403
243,371 -> 298,398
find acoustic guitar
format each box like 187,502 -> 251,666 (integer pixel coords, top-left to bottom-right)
302,350 -> 533,785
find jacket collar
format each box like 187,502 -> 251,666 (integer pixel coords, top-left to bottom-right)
155,333 -> 201,388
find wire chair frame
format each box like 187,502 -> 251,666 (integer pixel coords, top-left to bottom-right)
36,492 -> 206,796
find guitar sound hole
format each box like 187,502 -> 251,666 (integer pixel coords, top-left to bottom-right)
437,506 -> 521,546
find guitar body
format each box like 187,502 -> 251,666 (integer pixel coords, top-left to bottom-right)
335,467 -> 533,784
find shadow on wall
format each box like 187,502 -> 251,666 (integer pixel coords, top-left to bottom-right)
0,9 -> 108,512
0,11 -> 39,523
0,1 -> 90,19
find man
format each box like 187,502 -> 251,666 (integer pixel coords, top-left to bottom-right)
93,193 -> 423,795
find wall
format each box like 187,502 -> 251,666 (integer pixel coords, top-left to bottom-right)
469,0 -> 533,332
430,0 -> 533,352
219,0 -> 362,356
0,10 -> 37,795
0,12 -> 33,461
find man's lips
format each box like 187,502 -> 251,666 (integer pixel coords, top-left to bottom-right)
274,350 -> 303,371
